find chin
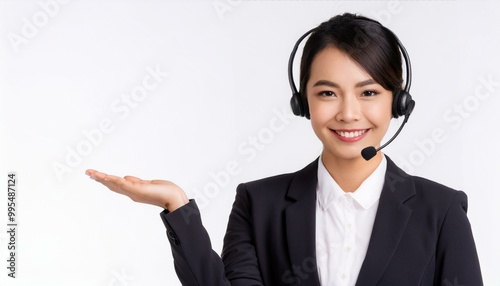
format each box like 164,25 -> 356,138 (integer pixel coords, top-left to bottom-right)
323,147 -> 364,161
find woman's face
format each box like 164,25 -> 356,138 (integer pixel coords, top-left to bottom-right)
306,47 -> 393,162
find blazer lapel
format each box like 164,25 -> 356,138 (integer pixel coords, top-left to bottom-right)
356,156 -> 416,285
284,159 -> 321,285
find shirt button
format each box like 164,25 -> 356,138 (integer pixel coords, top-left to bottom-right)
345,246 -> 351,252
341,273 -> 347,280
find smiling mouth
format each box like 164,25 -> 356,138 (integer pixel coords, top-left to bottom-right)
333,129 -> 368,138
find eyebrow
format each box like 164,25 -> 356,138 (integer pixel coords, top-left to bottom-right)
312,79 -> 377,88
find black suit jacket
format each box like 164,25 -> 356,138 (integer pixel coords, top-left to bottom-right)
160,156 -> 482,285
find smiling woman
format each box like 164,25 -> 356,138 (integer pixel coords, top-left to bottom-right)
307,47 -> 394,184
86,13 -> 483,286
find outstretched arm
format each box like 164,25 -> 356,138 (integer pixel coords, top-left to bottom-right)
85,169 -> 235,285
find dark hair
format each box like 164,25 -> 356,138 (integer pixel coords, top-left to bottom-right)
299,13 -> 403,99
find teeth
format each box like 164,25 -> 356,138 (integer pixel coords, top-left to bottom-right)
335,130 -> 367,138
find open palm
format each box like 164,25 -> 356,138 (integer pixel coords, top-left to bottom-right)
86,169 -> 188,211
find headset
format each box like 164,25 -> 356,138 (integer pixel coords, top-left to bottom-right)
287,18 -> 416,160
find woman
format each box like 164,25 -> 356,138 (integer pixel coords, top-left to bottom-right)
86,13 -> 483,285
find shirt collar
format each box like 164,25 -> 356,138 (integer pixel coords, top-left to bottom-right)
316,155 -> 387,211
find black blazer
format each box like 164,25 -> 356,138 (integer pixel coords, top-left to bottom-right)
160,156 -> 482,285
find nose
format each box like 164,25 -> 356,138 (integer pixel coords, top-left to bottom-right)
335,95 -> 361,123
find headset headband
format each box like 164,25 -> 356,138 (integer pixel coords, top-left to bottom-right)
287,16 -> 416,160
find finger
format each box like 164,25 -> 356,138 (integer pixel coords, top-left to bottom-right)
96,175 -> 138,197
87,171 -> 165,204
87,170 -> 112,182
85,169 -> 100,177
150,179 -> 172,185
124,175 -> 143,183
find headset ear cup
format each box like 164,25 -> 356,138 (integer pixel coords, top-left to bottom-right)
393,90 -> 413,118
290,92 -> 304,117
302,94 -> 310,119
392,91 -> 401,118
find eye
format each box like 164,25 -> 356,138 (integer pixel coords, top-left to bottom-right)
318,91 -> 336,97
361,90 -> 379,97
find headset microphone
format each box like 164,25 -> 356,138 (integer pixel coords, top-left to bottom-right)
288,18 -> 416,161
361,100 -> 415,161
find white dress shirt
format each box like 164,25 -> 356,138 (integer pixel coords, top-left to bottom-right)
315,155 -> 387,286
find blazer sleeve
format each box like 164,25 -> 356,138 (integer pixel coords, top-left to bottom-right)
160,191 -> 265,286
160,200 -> 230,286
434,191 -> 483,285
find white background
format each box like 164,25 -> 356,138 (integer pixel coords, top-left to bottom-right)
1,0 -> 499,285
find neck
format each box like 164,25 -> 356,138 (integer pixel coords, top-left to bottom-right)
321,150 -> 383,193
